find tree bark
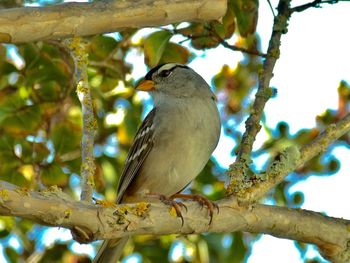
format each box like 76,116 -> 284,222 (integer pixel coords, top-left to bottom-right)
0,181 -> 349,262
0,0 -> 227,43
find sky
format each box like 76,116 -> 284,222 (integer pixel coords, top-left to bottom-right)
2,0 -> 350,263
248,1 -> 350,262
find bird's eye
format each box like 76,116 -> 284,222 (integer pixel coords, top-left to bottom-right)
159,70 -> 172,78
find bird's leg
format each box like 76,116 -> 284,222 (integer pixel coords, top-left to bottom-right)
170,193 -> 219,225
145,193 -> 187,226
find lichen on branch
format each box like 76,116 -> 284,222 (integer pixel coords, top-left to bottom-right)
64,37 -> 96,202
230,112 -> 350,203
0,180 -> 349,262
227,0 -> 292,196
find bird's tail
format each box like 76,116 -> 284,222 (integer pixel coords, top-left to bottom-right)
93,237 -> 129,263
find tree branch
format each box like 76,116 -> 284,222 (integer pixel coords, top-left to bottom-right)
205,25 -> 266,57
298,114 -> 350,167
64,38 -> 96,202
227,0 -> 292,195
219,39 -> 266,57
0,0 -> 227,44
0,181 -> 349,262
231,113 -> 350,202
291,0 -> 348,13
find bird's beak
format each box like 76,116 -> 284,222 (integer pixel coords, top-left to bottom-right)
136,80 -> 155,91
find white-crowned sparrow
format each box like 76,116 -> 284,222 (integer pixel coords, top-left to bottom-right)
94,63 -> 221,263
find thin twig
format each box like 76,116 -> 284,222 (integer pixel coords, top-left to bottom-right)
206,26 -> 266,57
298,114 -> 350,167
227,0 -> 292,195
219,38 -> 266,58
240,113 -> 350,202
266,0 -> 276,17
64,38 -> 96,202
31,133 -> 44,191
291,0 -> 347,13
173,28 -> 266,57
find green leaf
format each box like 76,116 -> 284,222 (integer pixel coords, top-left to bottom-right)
231,0 -> 259,37
159,43 -> 191,65
0,134 -> 15,162
292,191 -> 304,206
0,168 -> 27,187
5,246 -> 19,263
41,244 -> 67,263
213,63 -> 258,114
31,80 -> 61,102
64,157 -> 81,175
0,60 -> 17,75
229,232 -> 247,262
99,76 -> 119,93
0,92 -> 42,135
89,35 -> 118,61
51,122 -> 81,156
211,4 -> 236,39
144,30 -> 172,67
32,142 -> 51,163
117,104 -> 142,145
18,43 -> 38,67
177,23 -> 220,50
41,164 -> 67,186
0,229 -> 10,238
17,140 -> 50,164
192,36 -> 220,50
0,105 -> 42,135
21,45 -> 69,86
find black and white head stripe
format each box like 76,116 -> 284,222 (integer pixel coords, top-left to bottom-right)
145,63 -> 189,80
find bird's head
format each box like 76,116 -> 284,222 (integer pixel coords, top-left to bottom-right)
136,63 -> 215,100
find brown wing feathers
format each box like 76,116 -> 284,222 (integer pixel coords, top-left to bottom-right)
116,108 -> 157,203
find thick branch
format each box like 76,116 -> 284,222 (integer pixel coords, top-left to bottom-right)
227,0 -> 292,195
0,181 -> 348,262
0,0 -> 227,44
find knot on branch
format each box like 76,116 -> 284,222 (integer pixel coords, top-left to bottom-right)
226,160 -> 254,196
266,146 -> 300,179
72,225 -> 95,244
226,146 -> 301,202
319,239 -> 350,263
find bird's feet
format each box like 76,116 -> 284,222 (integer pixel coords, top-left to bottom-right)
146,193 -> 187,226
171,193 -> 219,225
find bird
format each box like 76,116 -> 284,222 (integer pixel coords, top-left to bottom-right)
93,63 -> 221,263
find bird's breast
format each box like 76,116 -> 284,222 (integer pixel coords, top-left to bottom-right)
128,98 -> 220,197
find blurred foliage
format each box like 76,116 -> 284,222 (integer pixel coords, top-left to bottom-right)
231,0 -> 259,37
0,0 -> 347,262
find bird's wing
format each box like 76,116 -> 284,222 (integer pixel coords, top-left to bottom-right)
115,108 -> 156,203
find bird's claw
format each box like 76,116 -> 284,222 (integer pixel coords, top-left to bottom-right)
146,193 -> 187,226
171,193 -> 219,225
159,194 -> 186,226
